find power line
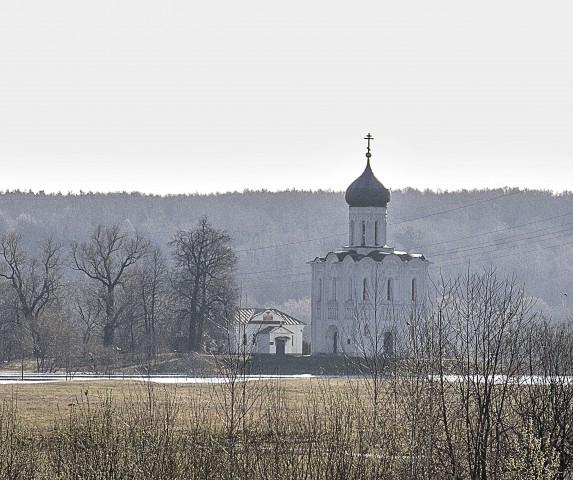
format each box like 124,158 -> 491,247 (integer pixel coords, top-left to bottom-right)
430,222 -> 573,268
235,190 -> 524,254
241,279 -> 311,290
239,222 -> 573,292
238,222 -> 573,288
236,233 -> 344,253
389,189 -> 522,226
239,265 -> 309,277
434,236 -> 573,270
418,211 -> 573,252
428,221 -> 573,258
234,191 -> 571,293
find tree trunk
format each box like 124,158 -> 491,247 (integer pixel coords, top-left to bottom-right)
188,302 -> 198,352
103,323 -> 115,347
104,286 -> 115,346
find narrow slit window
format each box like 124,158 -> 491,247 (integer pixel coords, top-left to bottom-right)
387,278 -> 393,302
363,278 -> 368,301
411,278 -> 417,302
350,220 -> 354,245
361,222 -> 366,246
374,221 -> 378,245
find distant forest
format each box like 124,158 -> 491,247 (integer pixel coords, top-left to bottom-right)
1,187 -> 572,319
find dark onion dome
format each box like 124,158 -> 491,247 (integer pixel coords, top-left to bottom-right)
345,159 -> 391,207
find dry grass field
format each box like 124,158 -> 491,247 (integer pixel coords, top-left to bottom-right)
0,373 -> 569,479
0,376 -> 352,430
2,375 -> 386,479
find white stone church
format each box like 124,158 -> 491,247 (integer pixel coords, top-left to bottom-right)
310,135 -> 429,355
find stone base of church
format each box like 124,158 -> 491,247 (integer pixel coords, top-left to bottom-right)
249,353 -> 398,376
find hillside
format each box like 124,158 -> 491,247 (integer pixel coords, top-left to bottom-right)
0,188 -> 571,318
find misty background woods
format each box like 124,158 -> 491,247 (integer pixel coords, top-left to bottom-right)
0,187 -> 572,370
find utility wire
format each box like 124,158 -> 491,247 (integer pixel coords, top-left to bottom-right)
428,222 -> 573,258
236,190 -> 524,254
418,211 -> 573,251
238,220 -> 573,289
389,189 -> 522,226
434,236 -> 573,270
235,191 -> 572,291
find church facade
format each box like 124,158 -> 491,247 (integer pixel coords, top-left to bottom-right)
310,135 -> 429,355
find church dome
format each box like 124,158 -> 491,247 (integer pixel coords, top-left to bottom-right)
345,159 -> 390,208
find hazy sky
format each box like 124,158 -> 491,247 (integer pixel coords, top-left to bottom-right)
1,1 -> 572,195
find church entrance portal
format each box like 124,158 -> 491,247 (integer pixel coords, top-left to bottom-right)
326,326 -> 339,354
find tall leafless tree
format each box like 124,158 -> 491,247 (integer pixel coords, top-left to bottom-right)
429,268 -> 535,480
515,318 -> 573,479
70,225 -> 149,347
136,245 -> 168,359
170,216 -> 237,352
116,245 -> 169,359
0,233 -> 63,370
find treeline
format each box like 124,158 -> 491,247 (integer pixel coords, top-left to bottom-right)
0,218 -> 237,370
0,188 -> 571,316
0,189 -> 573,369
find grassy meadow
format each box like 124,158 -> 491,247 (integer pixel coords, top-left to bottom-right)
2,377 -> 393,480
1,373 -> 568,479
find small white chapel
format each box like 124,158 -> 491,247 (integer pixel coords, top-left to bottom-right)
232,308 -> 306,355
310,134 -> 430,355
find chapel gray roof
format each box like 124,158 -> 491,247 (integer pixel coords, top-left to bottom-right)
345,159 -> 391,208
235,308 -> 306,326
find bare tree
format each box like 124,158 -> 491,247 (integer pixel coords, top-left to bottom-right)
118,245 -> 169,359
0,233 -> 63,370
429,268 -> 535,480
137,246 -> 169,359
170,216 -> 237,352
0,282 -> 20,363
515,318 -> 573,479
70,224 -> 149,347
348,264 -> 437,478
350,265 -> 398,422
70,279 -> 104,346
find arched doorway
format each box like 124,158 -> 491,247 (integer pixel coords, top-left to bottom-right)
326,325 -> 339,354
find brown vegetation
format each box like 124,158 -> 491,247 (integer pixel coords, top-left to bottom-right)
0,368 -> 571,479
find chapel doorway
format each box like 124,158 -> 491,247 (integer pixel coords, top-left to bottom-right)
275,337 -> 286,355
